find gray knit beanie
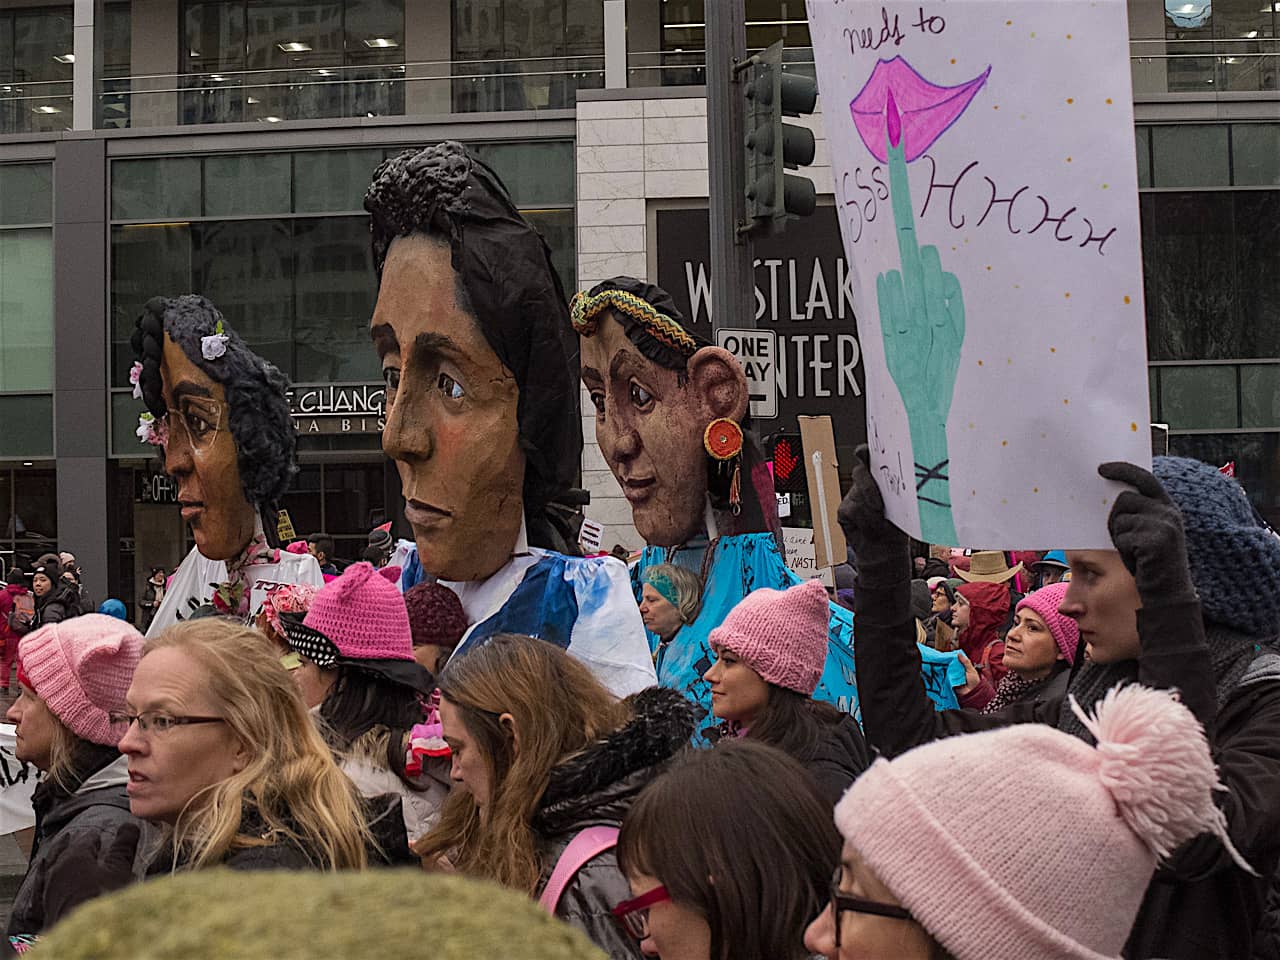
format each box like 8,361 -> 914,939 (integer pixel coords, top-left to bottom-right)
1154,456 -> 1280,637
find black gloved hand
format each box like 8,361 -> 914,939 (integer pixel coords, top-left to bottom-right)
42,821 -> 141,923
1099,461 -> 1196,606
837,445 -> 910,588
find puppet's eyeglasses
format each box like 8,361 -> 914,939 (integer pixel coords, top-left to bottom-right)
161,397 -> 223,453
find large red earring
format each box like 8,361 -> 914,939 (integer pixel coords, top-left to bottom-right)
704,418 -> 744,516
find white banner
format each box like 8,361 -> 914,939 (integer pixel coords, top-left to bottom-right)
0,723 -> 37,835
807,0 -> 1151,548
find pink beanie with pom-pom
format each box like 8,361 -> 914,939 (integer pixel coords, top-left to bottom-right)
833,684 -> 1248,960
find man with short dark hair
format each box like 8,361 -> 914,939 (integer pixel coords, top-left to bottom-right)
307,535 -> 338,577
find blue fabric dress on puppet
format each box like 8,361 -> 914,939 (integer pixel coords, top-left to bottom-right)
399,523 -> 658,699
634,532 -> 965,744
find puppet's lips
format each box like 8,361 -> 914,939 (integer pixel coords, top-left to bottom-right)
620,477 -> 656,503
178,500 -> 204,522
404,499 -> 451,529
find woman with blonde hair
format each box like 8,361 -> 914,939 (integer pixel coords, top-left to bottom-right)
638,564 -> 702,667
5,615 -> 147,938
118,617 -> 369,872
415,634 -> 693,958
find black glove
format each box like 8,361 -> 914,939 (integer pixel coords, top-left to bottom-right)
42,822 -> 141,924
1099,461 -> 1196,606
837,445 -> 910,588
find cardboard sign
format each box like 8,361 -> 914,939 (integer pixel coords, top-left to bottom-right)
781,527 -> 836,588
807,0 -> 1152,548
798,416 -> 846,578
579,517 -> 605,554
276,509 -> 297,543
716,328 -> 779,419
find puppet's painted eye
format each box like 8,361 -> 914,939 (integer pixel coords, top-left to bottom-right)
629,383 -> 653,409
438,373 -> 465,401
589,391 -> 605,414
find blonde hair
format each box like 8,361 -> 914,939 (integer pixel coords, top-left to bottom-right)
144,618 -> 369,871
414,635 -> 629,894
643,563 -> 703,625
43,705 -> 81,792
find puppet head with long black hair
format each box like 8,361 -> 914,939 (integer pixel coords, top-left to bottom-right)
571,277 -> 780,548
132,295 -> 295,560
364,140 -> 582,582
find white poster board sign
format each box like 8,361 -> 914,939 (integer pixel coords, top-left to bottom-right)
0,724 -> 37,835
782,527 -> 836,588
807,0 -> 1151,549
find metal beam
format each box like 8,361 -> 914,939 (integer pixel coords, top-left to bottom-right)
706,0 -> 756,333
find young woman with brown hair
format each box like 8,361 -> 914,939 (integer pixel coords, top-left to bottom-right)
614,740 -> 840,960
119,618 -> 370,872
414,634 -> 694,958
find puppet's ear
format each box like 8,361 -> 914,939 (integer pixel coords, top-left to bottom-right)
687,346 -> 749,425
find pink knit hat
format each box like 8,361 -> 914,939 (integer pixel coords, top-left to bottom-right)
708,579 -> 829,694
1016,581 -> 1080,665
833,685 -> 1247,960
296,562 -> 412,661
18,615 -> 143,747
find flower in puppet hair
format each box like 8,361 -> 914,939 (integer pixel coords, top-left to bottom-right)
850,56 -> 991,163
129,360 -> 145,400
201,319 -> 229,361
136,411 -> 168,447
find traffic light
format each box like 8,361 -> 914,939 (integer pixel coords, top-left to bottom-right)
769,432 -> 806,494
743,40 -> 819,233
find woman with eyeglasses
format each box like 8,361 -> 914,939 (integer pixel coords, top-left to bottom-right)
4,615 -> 147,940
804,684 -> 1243,960
119,617 -> 369,872
414,634 -> 694,959
614,740 -> 839,960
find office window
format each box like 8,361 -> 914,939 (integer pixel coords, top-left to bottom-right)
0,8 -> 73,134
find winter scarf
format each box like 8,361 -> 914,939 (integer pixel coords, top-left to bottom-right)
982,671 -> 1050,715
1058,622 -> 1259,742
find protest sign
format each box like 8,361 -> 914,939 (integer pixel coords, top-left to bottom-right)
0,724 -> 37,835
798,416 -> 846,582
807,0 -> 1152,548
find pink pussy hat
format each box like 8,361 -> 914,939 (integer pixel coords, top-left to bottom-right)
708,578 -> 829,695
833,684 -> 1248,960
280,562 -> 433,694
1016,581 -> 1080,665
18,615 -> 143,746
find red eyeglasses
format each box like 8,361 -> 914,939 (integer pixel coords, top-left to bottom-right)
612,885 -> 670,940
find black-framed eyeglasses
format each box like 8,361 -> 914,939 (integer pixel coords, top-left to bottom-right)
108,712 -> 226,735
829,869 -> 912,948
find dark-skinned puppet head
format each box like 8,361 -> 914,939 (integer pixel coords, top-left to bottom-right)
132,295 -> 295,563
365,140 -> 582,583
573,278 -> 780,548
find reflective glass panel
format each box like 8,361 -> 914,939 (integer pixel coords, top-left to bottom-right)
292,217 -> 380,382
0,230 -> 53,391
0,164 -> 53,226
1160,365 -> 1239,429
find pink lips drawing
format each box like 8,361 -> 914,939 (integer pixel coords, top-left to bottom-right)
850,56 -> 991,163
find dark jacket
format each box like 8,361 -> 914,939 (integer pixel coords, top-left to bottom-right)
146,808 -> 333,874
958,659 -> 1072,713
35,582 -> 81,626
854,565 -> 1280,960
530,686 -> 695,960
7,749 -> 153,937
797,713 -> 869,806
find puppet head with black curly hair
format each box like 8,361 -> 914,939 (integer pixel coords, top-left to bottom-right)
365,140 -> 581,582
570,277 -> 780,548
132,295 -> 295,561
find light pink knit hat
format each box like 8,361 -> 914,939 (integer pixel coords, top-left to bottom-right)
1016,581 -> 1080,665
833,685 -> 1248,960
301,562 -> 412,661
708,579 -> 829,694
18,614 -> 143,746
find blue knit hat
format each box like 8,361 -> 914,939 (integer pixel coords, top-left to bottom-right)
1154,456 -> 1280,637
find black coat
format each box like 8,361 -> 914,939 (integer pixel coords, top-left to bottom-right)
531,686 -> 695,960
7,750 -> 153,937
795,713 -> 869,807
853,565 -> 1280,960
35,582 -> 81,626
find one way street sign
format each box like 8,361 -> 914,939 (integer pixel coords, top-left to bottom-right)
715,328 -> 778,420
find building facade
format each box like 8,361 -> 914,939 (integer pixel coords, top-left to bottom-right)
0,0 -> 1276,608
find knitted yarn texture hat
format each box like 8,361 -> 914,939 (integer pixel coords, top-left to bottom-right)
834,684 -> 1247,960
38,869 -> 607,960
302,562 -> 414,661
404,581 -> 469,649
1153,455 -> 1280,637
708,579 -> 829,695
1016,582 -> 1080,665
18,614 -> 143,746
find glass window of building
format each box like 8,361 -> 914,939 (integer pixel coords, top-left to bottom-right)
108,141 -> 575,452
451,0 -> 603,111
0,164 -> 55,460
653,2 -> 812,85
1161,0 -> 1278,93
181,0 -> 405,123
0,7 -> 73,134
